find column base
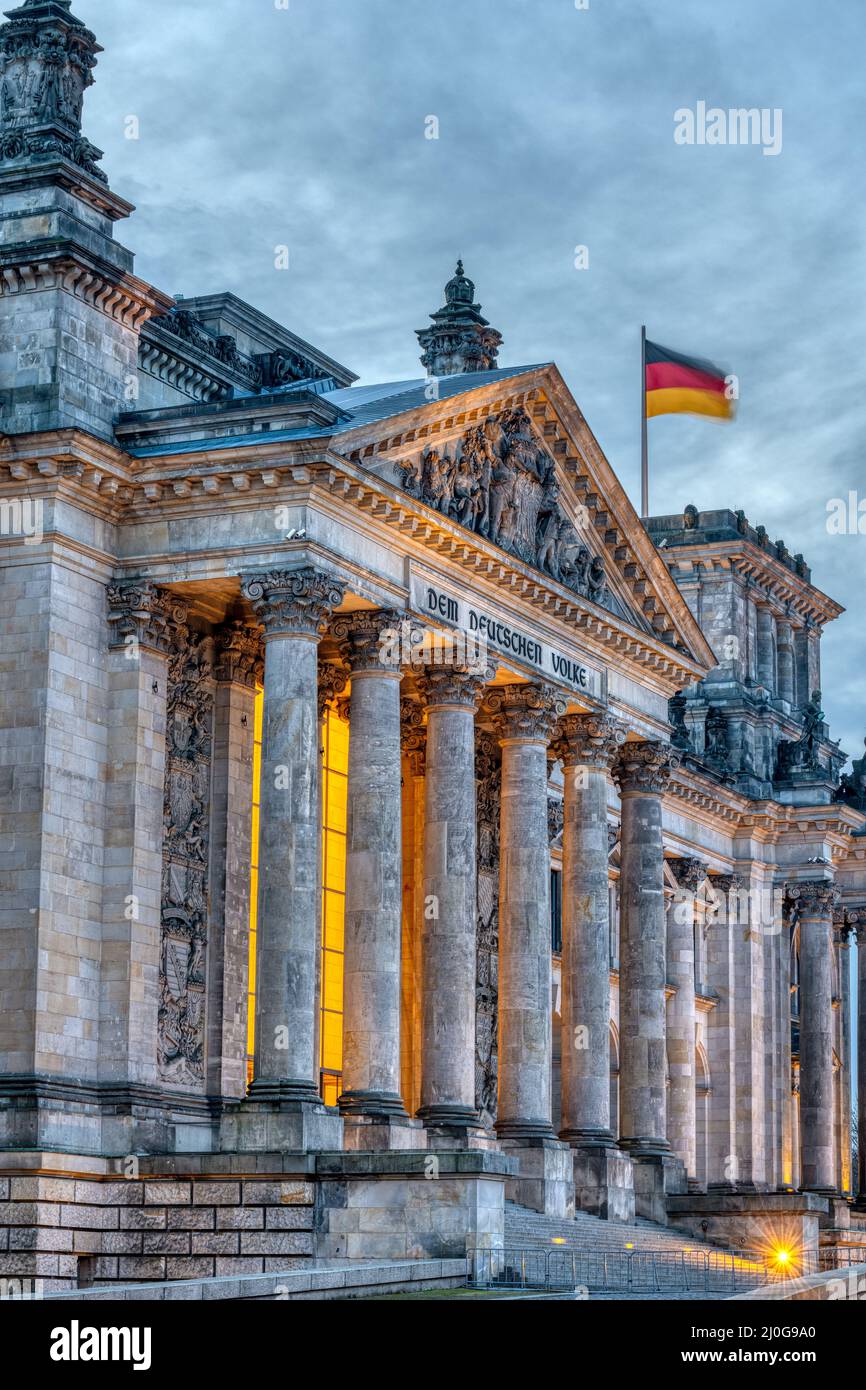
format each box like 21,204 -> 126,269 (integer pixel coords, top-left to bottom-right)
559,1125 -> 617,1148
247,1078 -> 321,1104
416,1103 -> 479,1128
570,1143 -> 635,1222
629,1150 -> 687,1223
220,1096 -> 343,1154
337,1090 -> 407,1119
499,1136 -> 574,1218
495,1119 -> 556,1141
342,1114 -> 426,1152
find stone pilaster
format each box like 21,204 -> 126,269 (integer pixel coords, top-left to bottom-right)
331,609 -> 406,1118
755,604 -> 776,693
416,665 -> 487,1129
776,619 -> 795,705
834,911 -> 853,1197
665,857 -> 706,1184
487,683 -> 565,1140
206,622 -> 262,1101
99,583 -> 181,1104
551,713 -> 625,1148
789,880 -> 839,1194
236,568 -> 345,1132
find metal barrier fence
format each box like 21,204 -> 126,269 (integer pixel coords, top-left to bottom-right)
468,1244 -> 866,1295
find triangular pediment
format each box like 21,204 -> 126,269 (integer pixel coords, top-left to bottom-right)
332,364 -> 715,673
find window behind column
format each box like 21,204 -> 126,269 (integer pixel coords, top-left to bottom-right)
320,709 -> 348,1105
247,685 -> 264,1087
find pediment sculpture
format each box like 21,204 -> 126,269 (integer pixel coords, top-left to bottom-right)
395,405 -> 608,605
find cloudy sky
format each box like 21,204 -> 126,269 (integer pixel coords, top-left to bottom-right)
82,0 -> 865,763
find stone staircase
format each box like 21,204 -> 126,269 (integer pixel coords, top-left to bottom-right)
504,1201 -> 738,1257
497,1202 -> 767,1298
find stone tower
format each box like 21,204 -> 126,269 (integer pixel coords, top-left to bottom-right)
0,0 -> 170,439
416,260 -> 502,377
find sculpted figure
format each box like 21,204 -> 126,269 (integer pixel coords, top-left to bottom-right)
536,507 -> 560,576
800,689 -> 824,760
587,554 -> 607,604
422,447 -> 453,512
488,450 -> 518,546
452,448 -> 482,528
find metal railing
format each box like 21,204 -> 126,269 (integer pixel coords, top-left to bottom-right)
468,1244 -> 866,1295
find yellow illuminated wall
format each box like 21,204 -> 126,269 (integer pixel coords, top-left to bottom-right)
320,709 -> 348,1104
246,696 -> 348,1101
247,687 -> 263,1087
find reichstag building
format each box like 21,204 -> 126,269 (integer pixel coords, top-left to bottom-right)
1,0 -> 864,1292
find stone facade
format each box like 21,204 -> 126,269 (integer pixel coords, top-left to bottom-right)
1,0 -> 866,1290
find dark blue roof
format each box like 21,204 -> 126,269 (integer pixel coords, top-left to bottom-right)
127,364 -> 550,458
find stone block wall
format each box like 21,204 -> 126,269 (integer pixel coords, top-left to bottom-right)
0,1166 -> 317,1293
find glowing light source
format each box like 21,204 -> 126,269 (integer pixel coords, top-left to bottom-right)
625,1243 -> 634,1250
551,1237 -> 566,1245
774,1247 -> 791,1266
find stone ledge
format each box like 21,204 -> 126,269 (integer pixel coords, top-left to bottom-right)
315,1149 -> 517,1178
42,1257 -> 469,1302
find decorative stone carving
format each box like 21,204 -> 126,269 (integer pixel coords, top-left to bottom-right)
214,619 -> 263,688
106,580 -> 188,655
149,309 -> 264,390
485,681 -> 566,743
702,705 -> 730,776
399,695 -> 426,776
158,623 -> 215,1089
836,738 -> 866,813
607,822 -> 620,855
416,261 -> 502,378
416,663 -> 489,710
667,856 -> 708,895
551,711 -> 627,769
547,795 -> 564,845
331,608 -> 403,673
775,689 -> 827,780
241,567 -> 345,639
395,404 -> 608,605
258,348 -> 329,389
612,740 -> 680,795
475,729 -> 502,1126
668,691 -> 692,752
786,880 -> 839,917
0,0 -> 107,182
318,660 -> 348,720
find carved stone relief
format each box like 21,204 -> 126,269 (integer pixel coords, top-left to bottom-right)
158,624 -> 214,1088
395,405 -> 608,606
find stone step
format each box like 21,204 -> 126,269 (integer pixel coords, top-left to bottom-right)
503,1202 -> 750,1261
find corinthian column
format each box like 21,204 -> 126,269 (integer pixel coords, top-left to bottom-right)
241,567 -> 345,1105
790,880 -> 839,1193
856,918 -> 866,1208
332,610 -> 406,1117
416,665 -> 487,1128
666,857 -> 706,1183
551,713 -> 625,1147
612,741 -> 679,1158
488,683 -> 564,1138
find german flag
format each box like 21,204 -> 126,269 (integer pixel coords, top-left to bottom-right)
645,339 -> 734,420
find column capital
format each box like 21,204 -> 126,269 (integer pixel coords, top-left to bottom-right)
787,879 -> 839,917
400,696 -> 427,775
667,856 -> 708,894
552,711 -> 627,769
485,682 -> 566,743
416,664 -> 489,710
214,619 -> 264,688
318,660 -> 348,720
241,567 -> 345,639
612,739 -> 680,795
331,608 -> 404,674
107,579 -> 188,654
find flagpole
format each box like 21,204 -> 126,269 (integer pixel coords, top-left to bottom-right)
640,324 -> 649,518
